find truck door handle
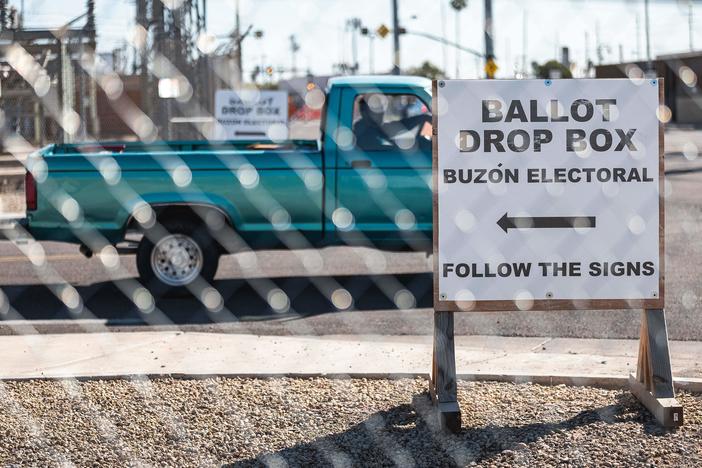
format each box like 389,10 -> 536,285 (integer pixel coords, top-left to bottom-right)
350,160 -> 372,169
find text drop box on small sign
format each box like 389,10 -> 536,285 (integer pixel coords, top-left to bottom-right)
434,79 -> 662,310
215,89 -> 288,140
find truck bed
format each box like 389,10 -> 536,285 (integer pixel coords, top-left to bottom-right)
26,139 -> 325,245
47,139 -> 320,155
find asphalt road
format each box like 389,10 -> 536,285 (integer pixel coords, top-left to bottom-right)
0,148 -> 701,339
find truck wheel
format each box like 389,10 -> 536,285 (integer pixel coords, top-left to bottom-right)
137,220 -> 220,296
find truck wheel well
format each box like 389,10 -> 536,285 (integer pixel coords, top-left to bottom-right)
126,204 -> 232,235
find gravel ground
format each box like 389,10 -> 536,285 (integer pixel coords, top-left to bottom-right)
0,378 -> 700,467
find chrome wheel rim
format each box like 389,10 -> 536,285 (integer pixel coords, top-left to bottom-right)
151,234 -> 203,287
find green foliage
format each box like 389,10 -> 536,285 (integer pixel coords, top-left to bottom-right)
450,0 -> 467,11
406,61 -> 445,80
239,82 -> 278,90
531,60 -> 573,79
257,82 -> 279,90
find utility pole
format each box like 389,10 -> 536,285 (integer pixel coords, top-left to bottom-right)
360,26 -> 376,74
86,0 -> 99,138
152,0 -> 166,136
455,6 -> 460,78
644,0 -> 652,72
234,0 -> 243,88
86,0 -> 95,31
136,0 -> 150,116
522,9 -> 527,77
584,30 -> 592,77
290,34 -> 300,77
391,0 -> 400,75
450,0 -> 467,79
484,0 -> 495,78
368,33 -> 375,74
440,1 -> 448,78
595,21 -> 602,64
505,38 -> 511,77
0,0 -> 6,30
689,0 -> 694,51
636,13 -> 641,59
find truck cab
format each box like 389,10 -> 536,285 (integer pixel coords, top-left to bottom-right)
322,76 -> 433,248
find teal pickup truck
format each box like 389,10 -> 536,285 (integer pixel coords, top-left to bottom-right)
21,76 -> 433,294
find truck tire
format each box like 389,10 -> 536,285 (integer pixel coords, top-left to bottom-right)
136,220 -> 220,296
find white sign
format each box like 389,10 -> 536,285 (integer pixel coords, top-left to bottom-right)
435,79 -> 662,310
215,89 -> 288,140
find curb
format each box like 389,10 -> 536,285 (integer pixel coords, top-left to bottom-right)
2,372 -> 701,392
456,373 -> 702,392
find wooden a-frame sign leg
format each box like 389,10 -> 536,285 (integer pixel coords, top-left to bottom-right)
429,308 -> 683,432
429,311 -> 461,433
629,308 -> 683,427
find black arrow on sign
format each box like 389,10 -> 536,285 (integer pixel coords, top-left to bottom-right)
497,213 -> 596,233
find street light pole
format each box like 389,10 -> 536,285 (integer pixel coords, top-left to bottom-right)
392,0 -> 400,75
360,25 -> 376,74
347,18 -> 361,74
484,0 -> 494,65
455,6 -> 460,78
403,30 -> 483,59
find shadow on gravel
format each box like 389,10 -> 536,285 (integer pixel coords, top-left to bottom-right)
665,166 -> 702,175
1,272 -> 432,325
226,392 -> 641,467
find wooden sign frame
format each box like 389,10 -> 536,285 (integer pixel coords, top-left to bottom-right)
428,79 -> 681,432
629,308 -> 683,427
431,79 -> 665,312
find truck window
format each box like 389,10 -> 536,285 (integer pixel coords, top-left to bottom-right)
352,93 -> 432,151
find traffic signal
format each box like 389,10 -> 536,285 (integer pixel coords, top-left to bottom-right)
485,55 -> 498,79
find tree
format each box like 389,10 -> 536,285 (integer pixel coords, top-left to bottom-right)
450,0 -> 467,11
531,60 -> 573,79
257,82 -> 279,90
406,61 -> 445,80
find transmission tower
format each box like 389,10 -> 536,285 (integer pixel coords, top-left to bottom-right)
135,0 -> 209,139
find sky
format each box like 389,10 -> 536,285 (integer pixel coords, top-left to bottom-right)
14,0 -> 702,79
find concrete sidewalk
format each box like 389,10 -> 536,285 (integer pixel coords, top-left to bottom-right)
2,332 -> 701,387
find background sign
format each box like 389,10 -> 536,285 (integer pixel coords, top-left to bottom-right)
433,79 -> 663,311
215,89 -> 288,140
